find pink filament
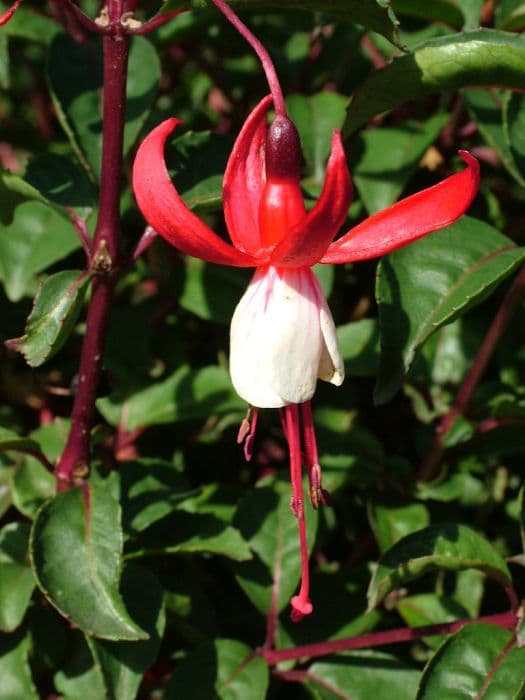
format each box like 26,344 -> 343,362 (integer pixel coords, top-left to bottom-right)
285,404 -> 313,622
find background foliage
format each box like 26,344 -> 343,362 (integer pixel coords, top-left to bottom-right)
0,0 -> 525,697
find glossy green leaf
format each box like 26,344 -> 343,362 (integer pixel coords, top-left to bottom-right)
0,523 -> 35,632
179,258 -> 250,324
0,426 -> 41,455
1,4 -> 61,44
167,130 -> 232,213
304,650 -> 419,699
375,217 -> 525,403
0,202 -> 81,302
0,171 -> 52,226
233,477 -> 318,614
7,270 -> 89,367
503,91 -> 525,183
97,365 -> 243,431
30,480 -> 147,641
164,638 -> 269,700
336,319 -> 380,377
0,33 -> 9,90
352,114 -> 448,213
0,630 -> 38,700
368,501 -> 430,553
87,565 -> 165,700
396,594 -> 469,647
286,92 -> 349,185
496,0 -> 525,30
345,30 -> 525,135
48,34 -> 160,180
126,510 -> 252,562
11,458 -> 55,519
167,0 -> 401,47
23,154 -> 96,218
393,0 -> 464,27
53,633 -> 105,700
10,420 -> 69,519
417,623 -> 525,699
367,523 -> 511,610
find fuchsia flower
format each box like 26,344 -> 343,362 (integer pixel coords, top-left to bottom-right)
133,95 -> 479,621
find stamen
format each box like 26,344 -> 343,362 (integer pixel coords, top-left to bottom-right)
285,404 -> 313,622
301,401 -> 329,509
237,407 -> 259,462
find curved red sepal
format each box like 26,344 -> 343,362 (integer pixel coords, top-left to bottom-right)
133,119 -> 255,267
321,151 -> 479,264
271,130 -> 352,268
0,0 -> 23,25
223,95 -> 273,256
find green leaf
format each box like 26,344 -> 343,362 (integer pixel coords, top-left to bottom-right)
503,91 -> 525,183
97,365 -> 244,431
164,638 -> 269,700
48,34 -> 160,180
417,623 -> 525,699
0,171 -> 52,226
30,480 -> 148,641
352,114 -> 448,213
337,319 -> 380,377
11,458 -> 55,519
0,629 -> 38,700
496,0 -> 525,30
10,420 -> 69,519
86,565 -> 166,700
0,523 -> 35,632
168,0 -> 401,47
179,258 -> 250,324
0,33 -> 9,90
375,217 -> 525,404
395,594 -> 469,647
367,523 -> 512,610
0,202 -> 81,302
233,477 -> 318,614
304,650 -> 419,699
1,3 -> 60,44
23,153 -> 96,218
392,0 -> 464,28
7,270 -> 89,367
345,30 -> 525,135
127,509 -> 252,561
0,427 -> 41,455
368,501 -> 430,553
286,92 -> 349,185
53,633 -> 106,700
167,130 -> 232,213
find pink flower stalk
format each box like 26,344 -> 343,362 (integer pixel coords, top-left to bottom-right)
133,95 -> 479,622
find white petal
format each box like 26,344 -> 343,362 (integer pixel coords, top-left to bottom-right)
230,266 -> 324,408
317,289 -> 345,386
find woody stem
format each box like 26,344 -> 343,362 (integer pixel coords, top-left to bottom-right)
56,22 -> 129,490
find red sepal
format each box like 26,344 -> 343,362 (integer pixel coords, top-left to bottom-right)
271,130 -> 352,268
0,0 -> 23,25
133,118 -> 256,267
223,95 -> 273,256
321,151 -> 479,264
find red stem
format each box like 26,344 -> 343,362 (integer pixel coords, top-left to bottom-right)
56,26 -> 129,490
209,0 -> 286,116
418,263 -> 525,482
128,9 -> 187,35
262,610 -> 518,665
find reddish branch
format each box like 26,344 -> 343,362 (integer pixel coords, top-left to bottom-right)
56,6 -> 129,489
262,610 -> 518,665
418,262 -> 525,482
